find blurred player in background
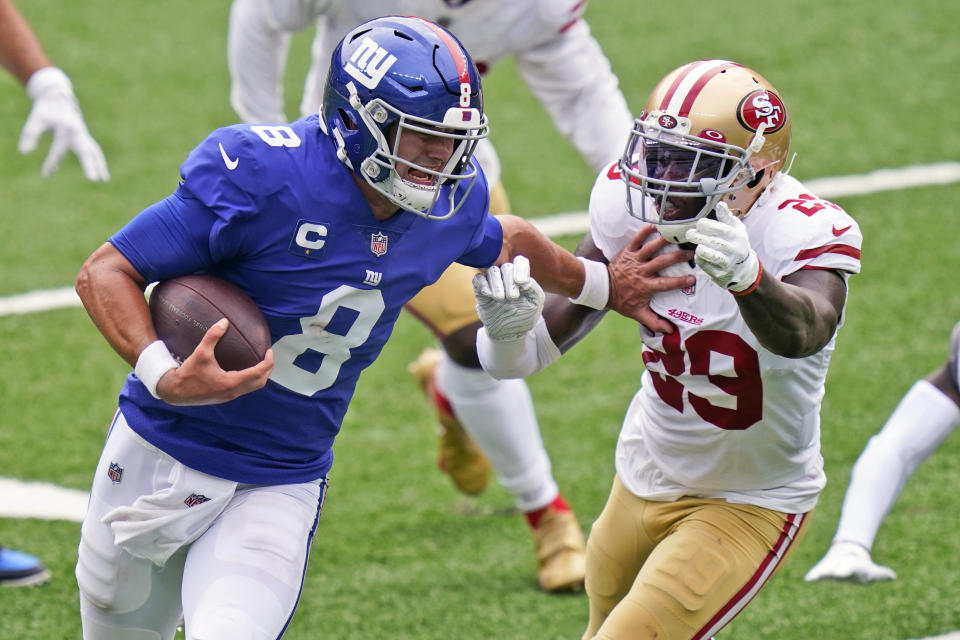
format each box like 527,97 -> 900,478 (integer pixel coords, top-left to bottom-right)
73,17 -> 659,637
0,0 -> 108,181
471,59 -> 863,639
227,0 -> 633,592
805,322 -> 960,584
0,0 -> 109,589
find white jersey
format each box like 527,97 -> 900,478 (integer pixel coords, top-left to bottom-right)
228,0 -> 633,172
589,165 -> 863,513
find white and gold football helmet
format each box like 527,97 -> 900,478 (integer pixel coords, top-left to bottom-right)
620,60 -> 792,243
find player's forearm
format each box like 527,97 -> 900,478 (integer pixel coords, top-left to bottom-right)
0,0 -> 51,85
75,243 -> 156,368
735,269 -> 844,358
496,214 -> 586,299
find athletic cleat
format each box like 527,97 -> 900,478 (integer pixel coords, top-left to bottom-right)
0,546 -> 51,587
804,541 -> 896,584
408,348 -> 491,495
531,506 -> 586,592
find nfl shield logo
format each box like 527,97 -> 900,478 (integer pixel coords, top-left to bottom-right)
107,462 -> 123,484
682,283 -> 696,296
370,232 -> 388,257
184,493 -> 211,508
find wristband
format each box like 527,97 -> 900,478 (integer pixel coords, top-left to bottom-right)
731,259 -> 763,297
569,257 -> 609,310
134,340 -> 180,400
476,317 -> 561,379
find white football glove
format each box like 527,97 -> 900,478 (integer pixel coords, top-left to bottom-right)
19,67 -> 110,182
804,541 -> 897,584
685,201 -> 760,292
473,256 -> 545,342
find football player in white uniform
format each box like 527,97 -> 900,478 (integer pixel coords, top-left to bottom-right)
226,0 -> 634,592
805,322 -> 960,584
472,60 -> 863,639
0,0 -> 109,181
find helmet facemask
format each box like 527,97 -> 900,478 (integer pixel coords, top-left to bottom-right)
347,86 -> 488,219
323,12 -> 491,221
620,113 -> 767,244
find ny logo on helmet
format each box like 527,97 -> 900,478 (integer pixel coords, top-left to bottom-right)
345,36 -> 398,89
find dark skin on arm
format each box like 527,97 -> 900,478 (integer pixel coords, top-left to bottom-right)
542,225 -> 849,359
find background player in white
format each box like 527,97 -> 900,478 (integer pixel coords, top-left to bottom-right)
0,0 -> 109,181
471,60 -> 863,639
0,0 -> 108,589
73,17 -> 669,638
805,322 -> 960,584
226,0 -> 634,592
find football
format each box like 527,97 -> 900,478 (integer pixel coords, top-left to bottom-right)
148,274 -> 271,371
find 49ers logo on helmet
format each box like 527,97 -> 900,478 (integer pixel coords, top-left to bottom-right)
658,114 -> 678,129
737,90 -> 786,133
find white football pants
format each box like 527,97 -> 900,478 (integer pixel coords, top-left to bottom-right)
77,413 -> 326,640
833,379 -> 959,549
436,353 -> 558,512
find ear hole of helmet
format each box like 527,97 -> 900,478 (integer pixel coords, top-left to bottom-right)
338,109 -> 358,131
747,168 -> 765,189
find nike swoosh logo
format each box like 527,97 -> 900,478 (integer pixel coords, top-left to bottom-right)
832,224 -> 851,236
219,142 -> 239,170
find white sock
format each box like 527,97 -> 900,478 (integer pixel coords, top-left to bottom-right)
436,353 -> 558,512
834,379 -> 960,549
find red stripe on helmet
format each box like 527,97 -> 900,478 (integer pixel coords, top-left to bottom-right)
659,60 -> 738,117
409,17 -> 471,87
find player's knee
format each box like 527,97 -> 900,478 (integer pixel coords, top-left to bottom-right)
80,616 -> 163,640
77,525 -> 152,612
189,606 -> 259,640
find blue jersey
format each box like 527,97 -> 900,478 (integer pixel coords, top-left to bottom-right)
110,116 -> 502,484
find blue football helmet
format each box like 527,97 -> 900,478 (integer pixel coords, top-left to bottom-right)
322,16 -> 488,219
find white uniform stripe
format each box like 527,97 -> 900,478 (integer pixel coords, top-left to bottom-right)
660,59 -> 733,114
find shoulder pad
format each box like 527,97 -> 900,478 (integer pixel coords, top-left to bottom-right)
179,122 -> 309,218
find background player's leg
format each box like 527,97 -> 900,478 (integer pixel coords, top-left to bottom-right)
405,260 -> 585,592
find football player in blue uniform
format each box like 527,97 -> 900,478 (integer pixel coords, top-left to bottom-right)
73,16 -> 688,639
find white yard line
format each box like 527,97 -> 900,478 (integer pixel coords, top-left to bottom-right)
0,477 -> 88,522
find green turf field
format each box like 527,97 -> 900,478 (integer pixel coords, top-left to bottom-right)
1,1 -> 959,638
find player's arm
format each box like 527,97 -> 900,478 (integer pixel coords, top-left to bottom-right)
514,18 -> 633,172
686,202 -> 847,358
0,0 -> 109,181
0,0 -> 48,82
735,268 -> 847,358
228,0 -> 321,123
495,214 -> 693,330
76,232 -> 272,406
475,223 -> 693,378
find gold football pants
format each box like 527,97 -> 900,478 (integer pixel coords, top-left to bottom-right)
583,476 -> 810,640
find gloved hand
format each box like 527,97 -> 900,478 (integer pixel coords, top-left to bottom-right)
473,256 -> 545,341
685,201 -> 761,292
19,67 -> 110,182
